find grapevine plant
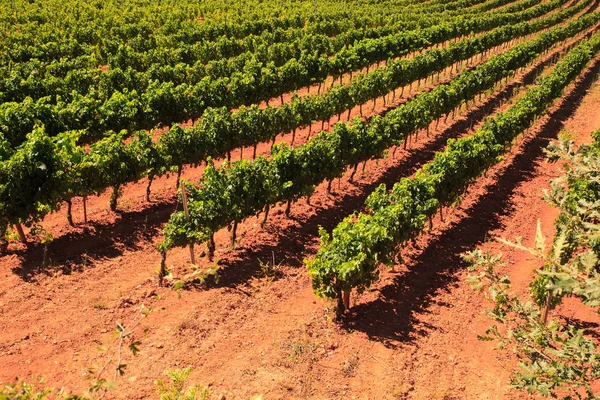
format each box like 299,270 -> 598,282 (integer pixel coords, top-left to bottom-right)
305,31 -> 600,313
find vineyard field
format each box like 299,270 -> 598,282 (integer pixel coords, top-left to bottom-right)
2,0 -> 600,398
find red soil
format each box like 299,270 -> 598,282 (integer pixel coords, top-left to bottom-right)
2,44 -> 600,400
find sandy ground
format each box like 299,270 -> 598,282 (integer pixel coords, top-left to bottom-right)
1,31 -> 600,400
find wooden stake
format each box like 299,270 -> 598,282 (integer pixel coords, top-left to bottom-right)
83,195 -> 88,223
230,221 -> 238,249
15,223 -> 27,244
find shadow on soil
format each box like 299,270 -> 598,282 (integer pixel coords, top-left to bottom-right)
10,200 -> 178,280
339,57 -> 600,347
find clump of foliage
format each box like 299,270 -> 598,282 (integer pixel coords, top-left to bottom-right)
155,367 -> 209,400
465,131 -> 600,398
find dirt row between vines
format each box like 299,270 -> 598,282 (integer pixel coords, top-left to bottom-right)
2,25 -> 600,399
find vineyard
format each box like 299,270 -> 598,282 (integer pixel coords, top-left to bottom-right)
2,0 -> 600,397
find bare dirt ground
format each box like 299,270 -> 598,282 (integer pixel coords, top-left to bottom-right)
1,49 -> 600,400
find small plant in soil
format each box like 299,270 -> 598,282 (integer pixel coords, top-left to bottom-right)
171,264 -> 220,297
341,354 -> 360,377
155,367 -> 210,400
89,297 -> 108,310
